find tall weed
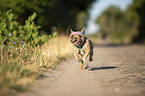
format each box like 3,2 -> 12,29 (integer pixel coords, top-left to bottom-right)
33,35 -> 73,69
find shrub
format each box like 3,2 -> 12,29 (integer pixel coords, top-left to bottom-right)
0,10 -> 57,45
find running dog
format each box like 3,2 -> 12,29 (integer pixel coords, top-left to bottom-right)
70,27 -> 93,69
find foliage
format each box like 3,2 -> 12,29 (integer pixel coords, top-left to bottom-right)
126,0 -> 145,43
0,0 -> 95,34
0,10 -> 61,94
95,0 -> 145,44
76,11 -> 89,30
95,6 -> 133,43
0,10 -> 55,45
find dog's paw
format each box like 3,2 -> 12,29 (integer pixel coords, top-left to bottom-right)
89,58 -> 93,61
83,64 -> 90,69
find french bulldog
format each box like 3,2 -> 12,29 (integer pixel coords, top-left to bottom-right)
70,27 -> 93,69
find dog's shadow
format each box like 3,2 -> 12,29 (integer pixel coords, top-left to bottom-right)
89,66 -> 117,71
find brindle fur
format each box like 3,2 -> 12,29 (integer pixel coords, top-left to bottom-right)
70,28 -> 93,69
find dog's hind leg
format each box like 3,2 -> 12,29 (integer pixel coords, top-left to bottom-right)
89,40 -> 93,61
89,52 -> 93,61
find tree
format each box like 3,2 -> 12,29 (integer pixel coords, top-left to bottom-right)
0,0 -> 95,34
126,0 -> 145,43
95,6 -> 130,41
76,11 -> 89,30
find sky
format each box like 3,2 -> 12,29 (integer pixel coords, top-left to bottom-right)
86,0 -> 133,34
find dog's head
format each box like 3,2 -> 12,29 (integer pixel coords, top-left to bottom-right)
70,27 -> 85,46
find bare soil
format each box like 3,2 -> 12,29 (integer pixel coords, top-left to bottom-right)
16,44 -> 145,96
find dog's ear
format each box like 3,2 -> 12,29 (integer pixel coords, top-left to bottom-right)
81,27 -> 85,34
71,29 -> 74,33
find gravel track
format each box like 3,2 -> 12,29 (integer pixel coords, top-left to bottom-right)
17,45 -> 145,96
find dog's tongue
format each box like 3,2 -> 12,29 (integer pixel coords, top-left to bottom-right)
73,40 -> 81,45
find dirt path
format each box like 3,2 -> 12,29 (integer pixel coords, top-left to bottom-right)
17,45 -> 145,96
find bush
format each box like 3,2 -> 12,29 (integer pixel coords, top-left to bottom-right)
0,10 -> 57,94
0,10 -> 57,45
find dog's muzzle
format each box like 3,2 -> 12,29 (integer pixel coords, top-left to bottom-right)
71,37 -> 84,46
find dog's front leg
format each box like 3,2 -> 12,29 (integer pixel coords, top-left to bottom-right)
74,49 -> 82,62
74,49 -> 84,69
82,48 -> 89,66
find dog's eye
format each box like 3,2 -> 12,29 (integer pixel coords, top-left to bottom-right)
78,35 -> 82,38
71,35 -> 74,39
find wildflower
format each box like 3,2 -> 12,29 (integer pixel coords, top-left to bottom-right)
13,42 -> 16,44
20,41 -> 23,44
9,33 -> 12,36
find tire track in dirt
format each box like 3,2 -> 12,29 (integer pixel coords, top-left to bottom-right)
17,45 -> 145,96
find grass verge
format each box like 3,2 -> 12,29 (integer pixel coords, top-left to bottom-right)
0,35 -> 73,95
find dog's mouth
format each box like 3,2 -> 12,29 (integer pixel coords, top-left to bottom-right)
73,40 -> 82,45
70,35 -> 84,46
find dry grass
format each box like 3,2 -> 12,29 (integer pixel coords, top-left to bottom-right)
0,35 -> 73,95
32,35 -> 73,69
